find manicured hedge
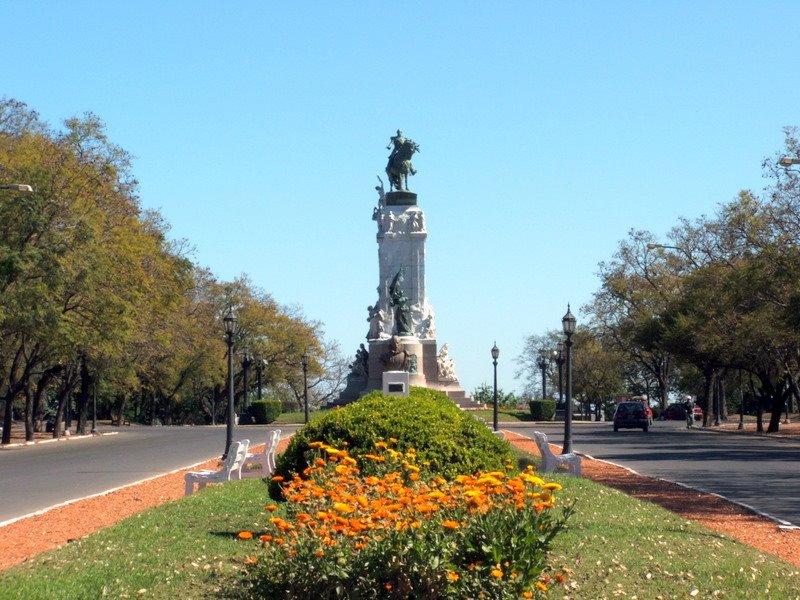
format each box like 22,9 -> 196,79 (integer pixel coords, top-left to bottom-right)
250,400 -> 282,424
270,387 -> 513,498
529,399 -> 556,420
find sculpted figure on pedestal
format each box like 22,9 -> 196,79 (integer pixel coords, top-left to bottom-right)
385,129 -> 420,192
380,335 -> 414,372
437,343 -> 458,381
389,267 -> 413,336
367,303 -> 387,340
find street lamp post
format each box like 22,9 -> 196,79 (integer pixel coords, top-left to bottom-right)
301,351 -> 309,424
491,343 -> 500,432
536,349 -> 549,403
223,309 -> 238,459
779,156 -> 800,168
555,341 -> 565,410
562,305 -> 576,454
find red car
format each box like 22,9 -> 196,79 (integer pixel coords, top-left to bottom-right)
662,403 -> 703,421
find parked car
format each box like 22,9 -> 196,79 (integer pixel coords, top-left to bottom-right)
661,403 -> 703,421
613,401 -> 649,432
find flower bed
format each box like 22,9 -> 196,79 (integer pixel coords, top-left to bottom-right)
240,439 -> 573,599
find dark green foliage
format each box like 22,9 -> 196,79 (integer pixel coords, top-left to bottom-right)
250,399 -> 281,424
529,400 -> 556,420
270,387 -> 513,498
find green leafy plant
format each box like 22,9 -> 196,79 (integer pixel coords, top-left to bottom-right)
529,400 -> 556,420
270,387 -> 514,499
250,399 -> 282,424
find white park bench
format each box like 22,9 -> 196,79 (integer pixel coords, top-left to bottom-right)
241,429 -> 281,479
532,431 -> 582,476
184,439 -> 250,495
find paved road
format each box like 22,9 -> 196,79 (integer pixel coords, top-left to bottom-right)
512,420 -> 800,527
0,424 -> 296,524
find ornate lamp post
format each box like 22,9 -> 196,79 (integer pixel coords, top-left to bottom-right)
223,308 -> 238,458
555,341 -> 565,410
255,353 -> 265,401
536,348 -> 549,402
562,305 -> 576,454
491,343 -> 500,432
301,351 -> 309,424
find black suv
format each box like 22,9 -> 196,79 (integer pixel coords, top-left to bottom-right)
613,401 -> 649,432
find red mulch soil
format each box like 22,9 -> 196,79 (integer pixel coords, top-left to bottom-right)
1,426 -> 799,571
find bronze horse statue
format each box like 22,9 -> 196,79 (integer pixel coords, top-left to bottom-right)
386,132 -> 420,191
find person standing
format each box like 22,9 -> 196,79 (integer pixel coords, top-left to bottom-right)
684,395 -> 695,429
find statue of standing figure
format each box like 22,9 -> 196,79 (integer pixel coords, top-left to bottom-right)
386,129 -> 420,192
389,267 -> 413,336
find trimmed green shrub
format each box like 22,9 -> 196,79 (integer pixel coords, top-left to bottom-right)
529,399 -> 556,420
250,399 -> 282,424
270,387 -> 514,498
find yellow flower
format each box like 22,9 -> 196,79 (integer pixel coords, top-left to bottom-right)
333,502 -> 355,514
536,581 -> 549,591
543,482 -> 563,491
446,571 -> 460,582
491,568 -> 504,579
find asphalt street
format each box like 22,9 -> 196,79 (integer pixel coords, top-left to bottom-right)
0,424 -> 295,524
513,419 -> 800,527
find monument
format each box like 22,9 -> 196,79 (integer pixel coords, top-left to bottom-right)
336,131 -> 472,406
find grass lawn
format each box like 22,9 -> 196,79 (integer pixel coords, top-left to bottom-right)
2,457 -> 799,599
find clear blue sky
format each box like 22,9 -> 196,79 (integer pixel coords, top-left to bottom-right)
5,2 -> 799,395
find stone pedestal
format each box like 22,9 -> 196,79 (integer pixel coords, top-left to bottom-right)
335,183 -> 473,407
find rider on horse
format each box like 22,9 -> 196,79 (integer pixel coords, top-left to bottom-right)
386,130 -> 420,191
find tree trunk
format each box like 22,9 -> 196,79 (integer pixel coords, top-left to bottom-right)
24,381 -> 34,442
718,376 -> 728,421
75,358 -> 93,435
701,367 -> 715,427
114,394 -> 127,426
52,365 -> 79,439
32,365 -> 62,433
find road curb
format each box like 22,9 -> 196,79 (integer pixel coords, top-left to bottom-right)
0,431 -> 119,449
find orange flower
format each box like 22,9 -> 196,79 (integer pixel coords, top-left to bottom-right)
446,571 -> 460,582
237,531 -> 253,540
263,504 -> 278,512
441,520 -> 460,530
259,534 -> 273,542
491,568 -> 503,579
314,549 -> 325,557
243,555 -> 259,566
535,581 -> 548,591
555,572 -> 567,583
522,592 -> 533,599
271,475 -> 285,482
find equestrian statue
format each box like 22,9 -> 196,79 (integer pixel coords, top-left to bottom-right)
385,130 -> 420,191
